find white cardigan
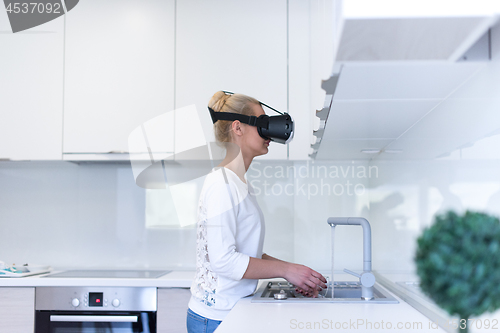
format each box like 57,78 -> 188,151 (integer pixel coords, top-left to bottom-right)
188,167 -> 265,321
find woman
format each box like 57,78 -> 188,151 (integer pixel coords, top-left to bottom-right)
186,91 -> 327,333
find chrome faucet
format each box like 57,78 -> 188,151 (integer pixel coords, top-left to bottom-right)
327,217 -> 376,300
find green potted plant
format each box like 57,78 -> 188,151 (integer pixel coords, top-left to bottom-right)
415,210 -> 500,333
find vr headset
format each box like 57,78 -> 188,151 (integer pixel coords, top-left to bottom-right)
208,91 -> 294,144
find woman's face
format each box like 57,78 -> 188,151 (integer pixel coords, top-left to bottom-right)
239,103 -> 270,157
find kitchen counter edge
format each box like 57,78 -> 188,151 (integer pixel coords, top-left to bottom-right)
0,270 -> 196,288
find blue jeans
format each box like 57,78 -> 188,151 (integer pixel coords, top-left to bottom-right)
186,308 -> 222,333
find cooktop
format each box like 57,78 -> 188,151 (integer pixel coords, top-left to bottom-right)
43,270 -> 171,279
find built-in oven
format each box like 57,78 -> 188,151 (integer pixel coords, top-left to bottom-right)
35,287 -> 157,333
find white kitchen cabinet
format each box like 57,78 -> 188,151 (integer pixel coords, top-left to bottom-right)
287,0 -> 341,160
157,287 -> 191,333
63,0 -> 175,156
288,0 -> 312,160
175,0 -> 288,160
0,12 -> 63,160
308,0 -> 342,160
0,287 -> 35,333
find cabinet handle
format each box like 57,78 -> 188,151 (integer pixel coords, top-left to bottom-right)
106,151 -> 129,154
50,315 -> 138,322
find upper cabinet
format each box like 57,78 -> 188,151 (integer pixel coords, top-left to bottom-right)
0,11 -> 63,160
0,0 -> 313,161
288,0 -> 342,160
63,0 -> 176,158
175,0 -> 288,160
310,1 -> 500,160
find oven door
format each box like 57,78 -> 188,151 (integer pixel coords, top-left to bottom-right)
35,311 -> 156,333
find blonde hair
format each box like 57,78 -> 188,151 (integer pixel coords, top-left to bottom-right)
208,91 -> 260,143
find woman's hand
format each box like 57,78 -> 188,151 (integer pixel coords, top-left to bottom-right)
284,263 -> 327,297
295,286 -> 320,298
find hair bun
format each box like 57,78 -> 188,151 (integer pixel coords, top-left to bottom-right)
208,91 -> 231,112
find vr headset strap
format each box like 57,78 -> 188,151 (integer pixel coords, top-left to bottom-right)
208,107 -> 269,129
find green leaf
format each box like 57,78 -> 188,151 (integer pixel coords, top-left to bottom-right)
415,210 -> 500,318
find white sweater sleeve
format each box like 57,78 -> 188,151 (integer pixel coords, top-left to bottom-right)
203,179 -> 250,281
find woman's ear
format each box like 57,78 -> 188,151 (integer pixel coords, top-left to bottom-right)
231,120 -> 244,138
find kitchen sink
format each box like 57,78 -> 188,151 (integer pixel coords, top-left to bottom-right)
251,280 -> 399,304
252,218 -> 398,304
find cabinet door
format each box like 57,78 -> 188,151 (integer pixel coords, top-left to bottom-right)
0,11 -> 63,160
175,0 -> 288,160
0,287 -> 35,333
64,0 -> 175,155
288,0 -> 312,160
288,0 -> 340,160
157,288 -> 191,333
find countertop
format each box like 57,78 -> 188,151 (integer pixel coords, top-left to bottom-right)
5,270 -> 495,333
214,272 -> 447,333
373,271 -> 500,333
0,269 -> 195,288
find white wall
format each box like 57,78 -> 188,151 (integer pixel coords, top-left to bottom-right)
367,159 -> 500,272
0,162 -> 195,269
0,160 -> 370,271
1,155 -> 500,273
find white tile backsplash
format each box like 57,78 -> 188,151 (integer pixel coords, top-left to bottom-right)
1,155 -> 500,273
0,161 -> 197,269
367,159 -> 500,273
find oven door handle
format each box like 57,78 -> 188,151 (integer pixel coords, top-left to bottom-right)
50,315 -> 138,322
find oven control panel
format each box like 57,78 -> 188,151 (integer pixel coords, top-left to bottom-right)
35,287 -> 156,311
